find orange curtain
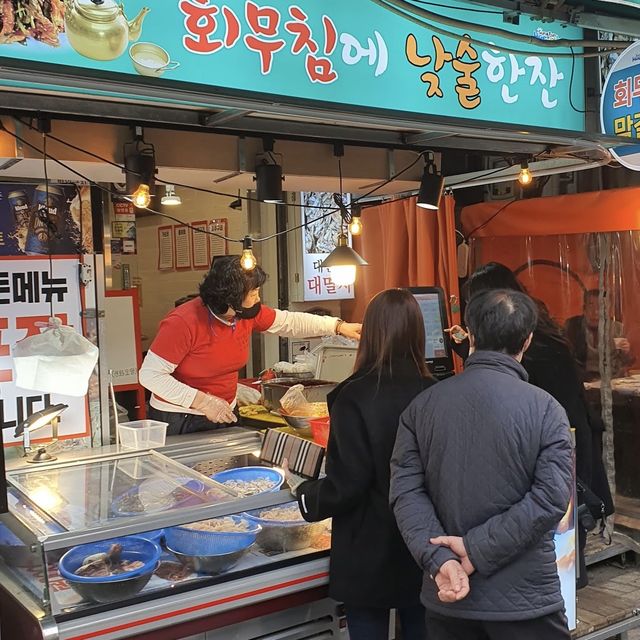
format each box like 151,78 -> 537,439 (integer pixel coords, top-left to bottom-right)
461,186 -> 640,239
342,194 -> 462,369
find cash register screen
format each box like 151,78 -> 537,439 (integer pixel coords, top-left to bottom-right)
408,287 -> 453,376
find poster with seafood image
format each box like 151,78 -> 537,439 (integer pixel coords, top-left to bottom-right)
301,191 -> 354,302
0,183 -> 92,257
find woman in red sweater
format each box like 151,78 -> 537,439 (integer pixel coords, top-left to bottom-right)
139,256 -> 361,435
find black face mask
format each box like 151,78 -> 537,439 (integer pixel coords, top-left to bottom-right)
234,302 -> 262,320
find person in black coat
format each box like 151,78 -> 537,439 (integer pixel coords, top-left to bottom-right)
286,289 -> 436,640
447,263 -> 614,588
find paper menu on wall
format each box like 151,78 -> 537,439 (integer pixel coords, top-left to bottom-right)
191,220 -> 209,269
209,219 -> 228,258
174,225 -> 191,270
157,226 -> 174,270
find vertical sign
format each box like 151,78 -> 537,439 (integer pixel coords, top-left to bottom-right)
0,257 -> 89,444
191,220 -> 209,269
174,225 -> 191,270
157,226 -> 174,270
208,219 -> 228,258
301,192 -> 354,302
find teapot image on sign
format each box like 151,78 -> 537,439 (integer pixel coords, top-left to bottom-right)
65,0 -> 149,61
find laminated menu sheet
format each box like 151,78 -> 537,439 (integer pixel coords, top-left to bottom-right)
260,430 -> 324,480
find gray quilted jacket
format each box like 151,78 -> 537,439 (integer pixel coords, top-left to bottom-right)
390,351 -> 573,621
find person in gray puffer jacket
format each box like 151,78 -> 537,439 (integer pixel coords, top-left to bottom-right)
390,288 -> 573,640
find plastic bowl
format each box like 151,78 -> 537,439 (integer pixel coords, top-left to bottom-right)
137,529 -> 164,545
58,536 -> 161,604
210,466 -> 284,496
164,516 -> 261,556
166,544 -> 251,575
244,501 -> 323,553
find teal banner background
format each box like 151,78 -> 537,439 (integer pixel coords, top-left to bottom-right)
0,0 -> 585,131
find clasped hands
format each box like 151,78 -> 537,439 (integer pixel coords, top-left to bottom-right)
430,536 -> 476,604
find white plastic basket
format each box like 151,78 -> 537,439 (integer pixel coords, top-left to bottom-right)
118,420 -> 168,451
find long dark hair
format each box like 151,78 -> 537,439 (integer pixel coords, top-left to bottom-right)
354,289 -> 431,379
464,262 -> 569,349
199,255 -> 267,314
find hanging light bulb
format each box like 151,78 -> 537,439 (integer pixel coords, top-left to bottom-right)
348,211 -> 363,236
240,236 -> 257,271
321,233 -> 368,287
161,184 -> 182,206
518,161 -> 533,186
417,157 -> 445,210
132,184 -> 151,208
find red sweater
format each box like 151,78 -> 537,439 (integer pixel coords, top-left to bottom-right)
149,297 -> 276,405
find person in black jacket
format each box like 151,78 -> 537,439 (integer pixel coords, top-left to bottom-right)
287,289 -> 436,640
391,289 -> 573,639
447,262 -> 614,588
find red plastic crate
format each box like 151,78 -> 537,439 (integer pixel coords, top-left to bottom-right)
309,416 -> 330,448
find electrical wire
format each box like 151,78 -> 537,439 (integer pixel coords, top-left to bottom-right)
568,47 -> 594,115
371,0 -> 623,59
379,0 -> 629,52
411,0 -> 502,14
0,123 -> 240,243
14,118 -> 337,213
464,198 -> 518,238
0,122 -> 435,246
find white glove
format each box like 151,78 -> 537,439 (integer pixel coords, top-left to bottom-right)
191,392 -> 237,424
283,459 -> 306,496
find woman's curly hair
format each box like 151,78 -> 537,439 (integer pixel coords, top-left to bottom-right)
199,256 -> 267,314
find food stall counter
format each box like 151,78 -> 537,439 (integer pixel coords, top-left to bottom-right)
0,429 -> 338,640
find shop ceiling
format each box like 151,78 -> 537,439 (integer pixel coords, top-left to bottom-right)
0,83 -> 622,161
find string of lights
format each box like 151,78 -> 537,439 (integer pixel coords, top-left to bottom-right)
0,120 -> 559,274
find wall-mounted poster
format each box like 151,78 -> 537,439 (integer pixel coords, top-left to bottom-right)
0,256 -> 90,444
174,225 -> 191,270
209,219 -> 228,259
191,221 -> 209,269
301,192 -> 354,302
0,183 -> 92,256
157,226 -> 174,271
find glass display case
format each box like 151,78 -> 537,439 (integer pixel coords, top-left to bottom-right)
0,429 -> 331,634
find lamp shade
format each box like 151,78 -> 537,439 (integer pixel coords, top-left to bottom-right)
256,163 -> 283,203
161,185 -> 181,206
14,403 -> 68,438
417,166 -> 445,210
321,233 -> 368,286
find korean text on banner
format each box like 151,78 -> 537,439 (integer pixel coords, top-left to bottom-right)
0,257 -> 90,444
0,1 -> 585,132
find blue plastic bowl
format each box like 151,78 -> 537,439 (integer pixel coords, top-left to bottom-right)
58,536 -> 162,604
165,516 -> 261,556
137,529 -> 164,545
210,466 -> 284,496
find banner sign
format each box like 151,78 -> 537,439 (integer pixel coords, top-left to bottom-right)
301,192 -> 354,302
601,40 -> 640,170
0,1 -> 585,131
0,257 -> 90,444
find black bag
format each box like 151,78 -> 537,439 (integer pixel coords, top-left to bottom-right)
577,477 -> 606,531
